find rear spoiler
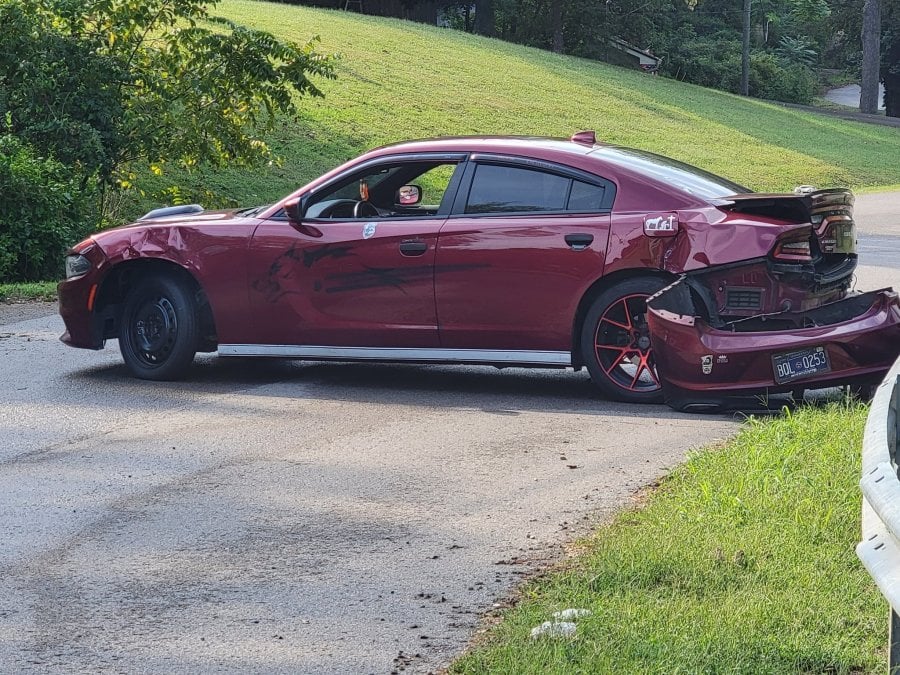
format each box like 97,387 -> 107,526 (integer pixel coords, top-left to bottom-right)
711,188 -> 854,224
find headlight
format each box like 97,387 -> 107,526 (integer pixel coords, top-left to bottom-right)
65,254 -> 92,279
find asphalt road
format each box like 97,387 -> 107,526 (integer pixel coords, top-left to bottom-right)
0,194 -> 897,674
1,311 -> 738,673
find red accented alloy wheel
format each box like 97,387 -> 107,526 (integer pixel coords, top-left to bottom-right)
580,277 -> 670,403
594,293 -> 659,394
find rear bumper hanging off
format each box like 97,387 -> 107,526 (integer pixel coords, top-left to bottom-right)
647,284 -> 900,408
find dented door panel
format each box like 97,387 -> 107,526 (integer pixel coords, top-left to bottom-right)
247,218 -> 442,348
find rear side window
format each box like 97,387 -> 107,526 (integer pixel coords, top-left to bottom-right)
568,180 -> 606,212
464,164 -> 609,214
465,165 -> 569,214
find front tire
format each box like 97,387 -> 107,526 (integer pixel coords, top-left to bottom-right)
118,274 -> 199,381
580,277 -> 670,403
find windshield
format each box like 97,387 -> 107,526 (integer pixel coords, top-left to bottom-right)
591,147 -> 749,200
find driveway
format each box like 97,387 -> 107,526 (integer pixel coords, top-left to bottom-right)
824,83 -> 886,110
0,192 -> 896,673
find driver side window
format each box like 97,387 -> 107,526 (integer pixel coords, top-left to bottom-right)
305,160 -> 462,220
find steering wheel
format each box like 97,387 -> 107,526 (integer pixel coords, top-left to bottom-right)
353,200 -> 380,219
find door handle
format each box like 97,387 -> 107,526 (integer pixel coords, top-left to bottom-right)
399,240 -> 428,256
565,233 -> 594,251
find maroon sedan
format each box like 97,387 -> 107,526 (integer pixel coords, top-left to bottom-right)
58,132 -> 900,405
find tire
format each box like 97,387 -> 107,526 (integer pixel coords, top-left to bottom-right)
118,274 -> 199,380
580,276 -> 670,403
847,383 -> 878,402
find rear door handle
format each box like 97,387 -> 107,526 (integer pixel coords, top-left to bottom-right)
399,240 -> 428,256
565,233 -> 594,251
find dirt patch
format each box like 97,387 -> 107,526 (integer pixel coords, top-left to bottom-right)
0,301 -> 58,327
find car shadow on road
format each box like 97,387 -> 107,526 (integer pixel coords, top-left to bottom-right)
67,355 -> 807,421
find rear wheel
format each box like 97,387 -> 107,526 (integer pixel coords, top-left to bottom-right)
118,275 -> 199,380
580,277 -> 669,403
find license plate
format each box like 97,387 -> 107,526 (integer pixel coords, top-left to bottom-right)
772,346 -> 831,384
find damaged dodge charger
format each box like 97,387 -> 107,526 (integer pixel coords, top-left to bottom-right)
58,132 -> 900,407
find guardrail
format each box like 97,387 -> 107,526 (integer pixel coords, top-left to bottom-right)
858,356 -> 900,671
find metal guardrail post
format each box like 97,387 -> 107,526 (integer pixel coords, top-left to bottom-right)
894,374 -> 900,675
857,360 -> 900,674
891,608 -> 900,673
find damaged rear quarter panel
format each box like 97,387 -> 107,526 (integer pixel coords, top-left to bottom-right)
604,207 -> 797,276
92,215 -> 260,344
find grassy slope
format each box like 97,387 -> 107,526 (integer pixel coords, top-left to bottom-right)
453,402 -> 885,673
133,0 -> 900,218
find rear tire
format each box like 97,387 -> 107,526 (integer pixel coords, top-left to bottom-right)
118,274 -> 199,381
580,277 -> 670,403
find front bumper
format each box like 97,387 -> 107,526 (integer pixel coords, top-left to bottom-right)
647,286 -> 900,407
58,271 -> 105,350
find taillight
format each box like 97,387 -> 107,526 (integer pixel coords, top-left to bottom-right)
814,214 -> 856,254
773,230 -> 814,262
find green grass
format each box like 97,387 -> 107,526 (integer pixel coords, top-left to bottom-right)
0,281 -> 58,302
453,401 -> 885,674
128,0 -> 900,219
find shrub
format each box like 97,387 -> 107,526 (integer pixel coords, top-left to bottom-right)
751,52 -> 819,104
665,35 -> 743,93
664,37 -> 819,105
0,134 -> 94,282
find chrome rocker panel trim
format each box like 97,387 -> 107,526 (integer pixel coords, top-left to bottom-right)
218,345 -> 572,366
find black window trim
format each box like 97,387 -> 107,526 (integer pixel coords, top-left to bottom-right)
449,154 -> 617,218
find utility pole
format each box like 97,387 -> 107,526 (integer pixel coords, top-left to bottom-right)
741,0 -> 751,95
860,0 -> 881,113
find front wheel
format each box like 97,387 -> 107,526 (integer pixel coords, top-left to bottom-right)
580,277 -> 670,403
118,275 -> 199,381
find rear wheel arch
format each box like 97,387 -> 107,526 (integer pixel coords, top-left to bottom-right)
571,269 -> 675,370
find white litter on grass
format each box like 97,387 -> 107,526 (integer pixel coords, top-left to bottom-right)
552,608 -> 592,621
530,621 -> 577,639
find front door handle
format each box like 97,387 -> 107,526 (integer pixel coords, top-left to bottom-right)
399,240 -> 428,256
565,233 -> 594,251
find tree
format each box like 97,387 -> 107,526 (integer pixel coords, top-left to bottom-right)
0,0 -> 336,214
860,0 -> 881,112
881,0 -> 899,115
475,0 -> 496,36
551,2 -> 565,53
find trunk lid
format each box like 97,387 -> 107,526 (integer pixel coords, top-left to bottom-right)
714,188 -> 856,257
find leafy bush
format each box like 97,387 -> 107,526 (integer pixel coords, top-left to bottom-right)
751,53 -> 819,104
775,35 -> 818,67
664,37 -> 818,104
665,35 -> 743,93
0,134 -> 94,282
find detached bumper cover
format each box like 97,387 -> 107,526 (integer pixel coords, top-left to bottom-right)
647,287 -> 900,401
59,273 -> 105,350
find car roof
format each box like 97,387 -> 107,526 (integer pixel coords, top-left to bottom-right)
365,135 -> 748,202
365,135 -> 599,160
266,134 -> 748,218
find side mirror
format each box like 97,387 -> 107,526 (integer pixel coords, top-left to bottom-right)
285,197 -> 304,223
396,184 -> 422,206
284,197 -> 322,238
